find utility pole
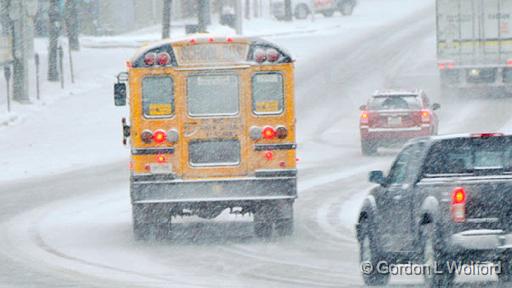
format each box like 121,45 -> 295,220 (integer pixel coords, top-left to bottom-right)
197,0 -> 209,33
162,0 -> 172,39
9,0 -> 36,103
284,0 -> 292,21
48,0 -> 60,82
65,0 -> 80,51
235,0 -> 243,34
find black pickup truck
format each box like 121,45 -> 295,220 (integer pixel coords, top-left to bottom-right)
356,133 -> 512,287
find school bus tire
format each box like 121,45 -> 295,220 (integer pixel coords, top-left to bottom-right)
254,204 -> 274,239
275,218 -> 294,237
275,200 -> 294,236
132,204 -> 172,241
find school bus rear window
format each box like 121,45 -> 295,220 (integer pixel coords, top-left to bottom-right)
187,74 -> 239,117
252,73 -> 284,114
142,76 -> 174,117
189,139 -> 241,166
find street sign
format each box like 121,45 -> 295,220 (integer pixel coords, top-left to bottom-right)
0,36 -> 13,65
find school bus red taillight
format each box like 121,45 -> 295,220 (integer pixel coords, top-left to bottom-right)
262,126 -> 276,140
153,130 -> 166,143
451,187 -> 466,223
156,154 -> 167,163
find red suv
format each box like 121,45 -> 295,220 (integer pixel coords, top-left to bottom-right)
359,90 -> 440,155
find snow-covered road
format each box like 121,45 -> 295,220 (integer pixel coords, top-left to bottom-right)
1,1 -> 512,287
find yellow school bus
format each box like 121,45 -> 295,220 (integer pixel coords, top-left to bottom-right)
114,35 -> 297,240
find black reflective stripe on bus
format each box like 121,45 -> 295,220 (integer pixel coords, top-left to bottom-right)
255,169 -> 297,178
254,143 -> 296,151
132,148 -> 175,155
131,174 -> 177,182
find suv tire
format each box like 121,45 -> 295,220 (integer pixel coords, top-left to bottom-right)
294,4 -> 310,20
361,140 -> 378,155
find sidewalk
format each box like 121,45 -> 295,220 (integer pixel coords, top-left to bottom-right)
0,0 -> 433,183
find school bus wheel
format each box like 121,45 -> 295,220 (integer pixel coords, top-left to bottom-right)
253,200 -> 294,239
132,203 -> 172,241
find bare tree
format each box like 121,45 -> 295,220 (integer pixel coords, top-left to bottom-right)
197,0 -> 209,33
65,0 -> 79,51
48,0 -> 60,81
162,0 -> 172,39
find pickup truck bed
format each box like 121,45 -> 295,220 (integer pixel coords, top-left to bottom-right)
356,133 -> 512,287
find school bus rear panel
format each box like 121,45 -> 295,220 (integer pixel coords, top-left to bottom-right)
116,37 -> 297,238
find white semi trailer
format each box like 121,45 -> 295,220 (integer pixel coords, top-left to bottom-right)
437,0 -> 512,96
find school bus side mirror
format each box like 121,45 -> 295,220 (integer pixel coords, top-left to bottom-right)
114,83 -> 127,106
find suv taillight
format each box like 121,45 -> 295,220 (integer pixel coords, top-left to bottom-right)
451,187 -> 466,223
420,110 -> 431,123
360,111 -> 369,125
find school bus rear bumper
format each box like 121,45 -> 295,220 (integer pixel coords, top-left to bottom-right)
130,173 -> 297,204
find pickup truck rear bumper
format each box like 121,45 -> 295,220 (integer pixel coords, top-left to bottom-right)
447,229 -> 512,261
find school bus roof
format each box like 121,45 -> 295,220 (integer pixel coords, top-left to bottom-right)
129,35 -> 293,68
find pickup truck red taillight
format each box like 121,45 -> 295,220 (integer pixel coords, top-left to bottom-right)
451,187 -> 466,223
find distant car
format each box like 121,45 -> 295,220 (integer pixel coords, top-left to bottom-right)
271,0 -> 357,20
359,90 -> 440,155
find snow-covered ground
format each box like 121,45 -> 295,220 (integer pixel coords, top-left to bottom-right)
0,0 -> 433,183
2,1 -> 512,287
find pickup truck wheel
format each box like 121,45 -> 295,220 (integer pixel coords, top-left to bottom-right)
423,224 -> 454,287
359,220 -> 390,286
132,204 -> 172,241
361,140 -> 378,155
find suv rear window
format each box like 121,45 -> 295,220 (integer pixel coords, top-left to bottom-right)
368,95 -> 421,110
424,137 -> 512,175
